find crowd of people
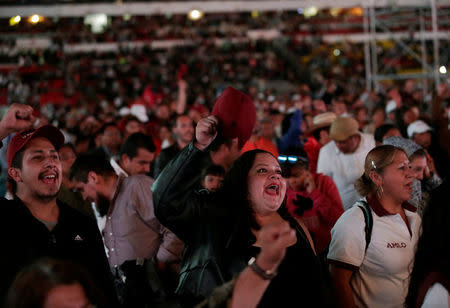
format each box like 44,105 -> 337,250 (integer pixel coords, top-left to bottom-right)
0,9 -> 449,307
0,71 -> 448,307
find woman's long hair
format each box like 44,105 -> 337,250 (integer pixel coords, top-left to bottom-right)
405,176 -> 450,308
218,149 -> 270,231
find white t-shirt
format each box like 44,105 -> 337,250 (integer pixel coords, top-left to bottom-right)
422,283 -> 450,308
317,133 -> 375,210
327,197 -> 421,308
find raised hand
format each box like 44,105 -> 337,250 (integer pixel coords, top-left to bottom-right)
256,221 -> 296,273
0,103 -> 35,140
194,116 -> 218,151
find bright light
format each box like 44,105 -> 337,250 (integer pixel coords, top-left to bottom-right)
9,15 -> 21,26
304,7 -> 318,18
333,49 -> 341,56
330,8 -> 341,17
439,66 -> 447,74
350,7 -> 363,16
297,8 -> 304,14
251,10 -> 259,19
84,13 -> 109,33
123,14 -> 131,21
188,9 -> 203,21
29,14 -> 41,24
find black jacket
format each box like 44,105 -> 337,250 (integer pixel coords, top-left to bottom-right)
153,143 -> 182,178
153,143 -> 334,307
0,197 -> 118,307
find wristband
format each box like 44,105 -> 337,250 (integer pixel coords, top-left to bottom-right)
248,257 -> 277,280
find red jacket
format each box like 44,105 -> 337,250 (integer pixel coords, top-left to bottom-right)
303,137 -> 321,174
286,173 -> 344,254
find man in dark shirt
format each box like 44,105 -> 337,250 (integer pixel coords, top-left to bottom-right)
0,104 -> 118,307
153,114 -> 194,178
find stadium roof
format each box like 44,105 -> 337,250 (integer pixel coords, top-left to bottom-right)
0,0 -> 448,17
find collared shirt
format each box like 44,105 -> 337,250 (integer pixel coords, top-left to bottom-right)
317,132 -> 375,210
327,195 -> 421,308
110,156 -> 128,177
103,175 -> 183,268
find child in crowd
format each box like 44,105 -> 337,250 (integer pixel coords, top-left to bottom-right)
200,164 -> 225,192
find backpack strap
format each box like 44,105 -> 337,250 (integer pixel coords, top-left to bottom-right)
357,200 -> 373,252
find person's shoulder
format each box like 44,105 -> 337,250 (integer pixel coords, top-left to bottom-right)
315,173 -> 334,184
335,203 -> 365,225
57,200 -> 96,225
360,132 -> 376,146
322,140 -> 335,150
422,283 -> 450,308
0,197 -> 23,216
318,141 -> 336,157
125,174 -> 154,186
160,143 -> 178,154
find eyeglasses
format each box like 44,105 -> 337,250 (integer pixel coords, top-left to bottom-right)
277,155 -> 308,165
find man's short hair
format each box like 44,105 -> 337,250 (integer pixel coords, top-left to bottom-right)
69,154 -> 115,183
209,132 -> 234,153
172,113 -> 191,128
119,133 -> 156,159
99,122 -> 119,135
124,115 -> 142,126
374,124 -> 397,144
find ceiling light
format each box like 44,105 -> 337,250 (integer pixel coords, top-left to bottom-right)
304,7 -> 318,18
188,9 -> 203,21
9,15 -> 21,26
29,14 -> 41,24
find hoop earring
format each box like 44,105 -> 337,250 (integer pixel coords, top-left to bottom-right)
376,185 -> 384,199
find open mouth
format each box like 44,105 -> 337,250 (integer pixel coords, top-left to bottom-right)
404,181 -> 413,192
265,183 -> 280,196
39,173 -> 58,185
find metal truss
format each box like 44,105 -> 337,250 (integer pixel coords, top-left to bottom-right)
363,0 -> 449,95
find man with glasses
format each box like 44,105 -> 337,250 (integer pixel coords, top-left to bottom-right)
317,117 -> 375,210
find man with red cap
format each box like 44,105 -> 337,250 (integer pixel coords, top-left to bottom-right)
0,104 -> 118,306
190,87 -> 256,183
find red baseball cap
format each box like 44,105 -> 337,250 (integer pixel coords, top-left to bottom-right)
211,87 -> 256,149
7,125 -> 65,168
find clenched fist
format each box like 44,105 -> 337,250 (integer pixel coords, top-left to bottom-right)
194,116 -> 219,151
256,221 -> 296,273
0,103 -> 35,140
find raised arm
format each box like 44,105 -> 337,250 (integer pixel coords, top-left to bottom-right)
152,116 -> 218,241
231,221 -> 295,308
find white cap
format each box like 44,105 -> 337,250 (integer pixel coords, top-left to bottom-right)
407,120 -> 432,138
385,100 -> 397,114
130,104 -> 149,123
118,107 -> 130,117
